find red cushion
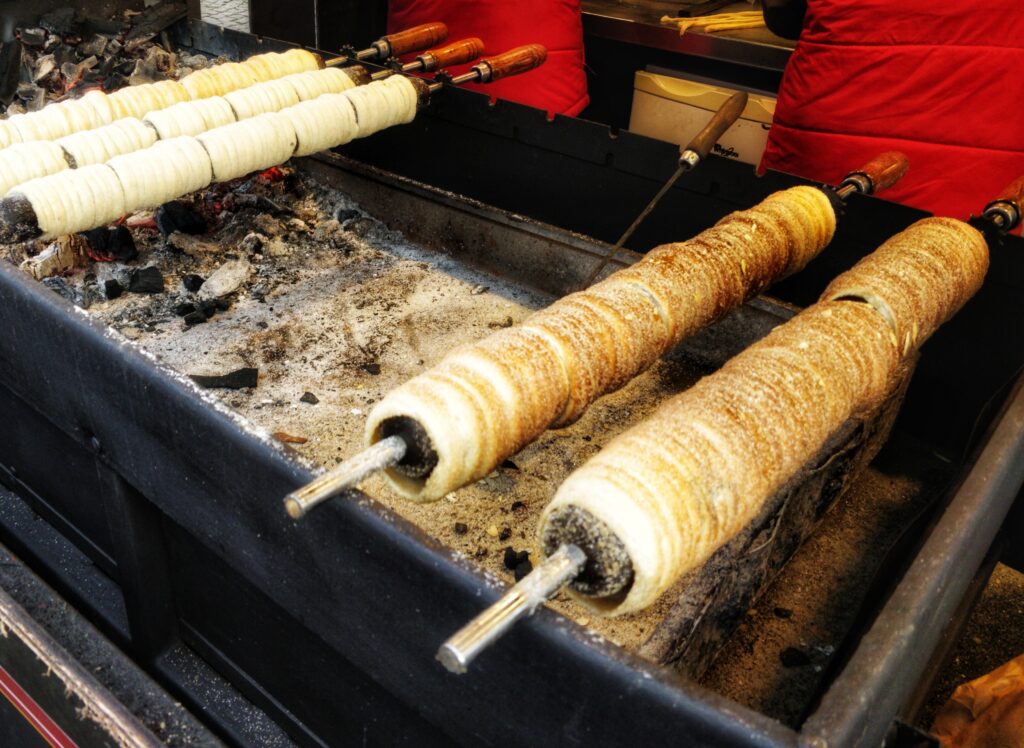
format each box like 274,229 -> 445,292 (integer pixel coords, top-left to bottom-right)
761,0 -> 1024,219
387,0 -> 589,117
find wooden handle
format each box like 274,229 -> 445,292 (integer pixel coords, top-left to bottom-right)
684,90 -> 748,161
993,175 -> 1024,209
420,38 -> 484,71
480,44 -> 547,82
854,151 -> 909,194
383,22 -> 448,57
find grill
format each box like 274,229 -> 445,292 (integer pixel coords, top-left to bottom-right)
1,15 -> 1024,747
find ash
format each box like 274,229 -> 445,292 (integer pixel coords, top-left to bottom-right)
7,2 -> 209,115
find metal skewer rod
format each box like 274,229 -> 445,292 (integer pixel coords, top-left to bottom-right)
284,435 -> 406,519
427,44 -> 548,93
437,544 -> 587,674
368,37 -> 485,81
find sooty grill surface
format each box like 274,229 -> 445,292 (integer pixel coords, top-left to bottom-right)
2,165 -> 945,722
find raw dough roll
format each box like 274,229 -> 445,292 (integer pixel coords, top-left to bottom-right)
346,75 -> 418,139
57,117 -> 158,167
822,217 -> 989,355
365,185 -> 837,501
196,111 -> 297,183
243,48 -> 321,82
144,97 -> 237,139
107,136 -> 213,211
12,164 -> 126,238
0,119 -> 21,149
540,300 -> 901,615
283,93 -> 358,157
224,78 -> 300,120
0,142 -> 69,196
108,80 -> 190,120
283,68 -> 359,102
180,61 -> 258,100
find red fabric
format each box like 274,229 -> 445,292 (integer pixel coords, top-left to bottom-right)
760,0 -> 1024,219
386,0 -> 589,117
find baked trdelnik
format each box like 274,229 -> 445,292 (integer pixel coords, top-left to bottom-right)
539,217 -> 988,616
365,186 -> 838,501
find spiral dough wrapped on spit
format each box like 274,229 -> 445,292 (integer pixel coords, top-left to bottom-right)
365,186 -> 837,501
539,217 -> 989,616
6,76 -> 420,239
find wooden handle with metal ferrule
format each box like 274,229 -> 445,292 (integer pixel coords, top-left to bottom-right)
853,151 -> 909,194
683,90 -> 748,162
993,174 -> 1024,209
479,44 -> 548,82
420,38 -> 485,71
383,22 -> 448,57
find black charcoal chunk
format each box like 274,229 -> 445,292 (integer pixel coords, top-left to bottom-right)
361,362 -> 381,375
779,647 -> 812,668
39,8 -> 77,36
77,33 -> 108,57
190,367 -> 258,390
19,28 -> 47,47
454,522 -> 469,536
104,279 -> 123,299
498,526 -> 512,541
182,310 -> 206,326
128,266 -> 164,294
514,559 -> 533,582
773,607 -> 793,620
333,207 -> 360,223
156,200 -> 206,236
173,302 -> 196,317
299,391 -> 319,405
182,273 -> 205,292
503,547 -> 530,571
83,225 -> 137,261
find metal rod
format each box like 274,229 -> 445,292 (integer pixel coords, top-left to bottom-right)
284,435 -> 406,519
437,544 -> 587,674
369,69 -> 393,81
580,163 -> 687,289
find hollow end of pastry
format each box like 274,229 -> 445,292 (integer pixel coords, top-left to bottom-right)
541,504 -> 635,610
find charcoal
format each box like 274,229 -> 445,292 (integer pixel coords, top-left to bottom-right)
128,266 -> 164,294
779,647 -> 812,668
454,522 -> 469,536
182,310 -> 206,326
773,607 -> 793,620
155,200 -> 206,236
39,8 -> 77,37
173,302 -> 196,317
503,547 -> 530,570
43,277 -> 87,307
19,28 -> 47,47
499,526 -> 512,541
361,362 -> 381,376
334,208 -> 361,223
104,279 -> 123,300
182,274 -> 205,292
34,55 -> 57,83
299,392 -> 319,405
101,72 -> 127,91
233,193 -> 287,214
198,299 -> 220,318
77,34 -> 109,58
341,216 -> 376,237
0,41 -> 22,106
510,501 -> 527,513
124,1 -> 188,52
190,367 -> 258,390
128,58 -> 160,85
179,53 -> 209,70
83,225 -> 137,262
513,559 -> 533,582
